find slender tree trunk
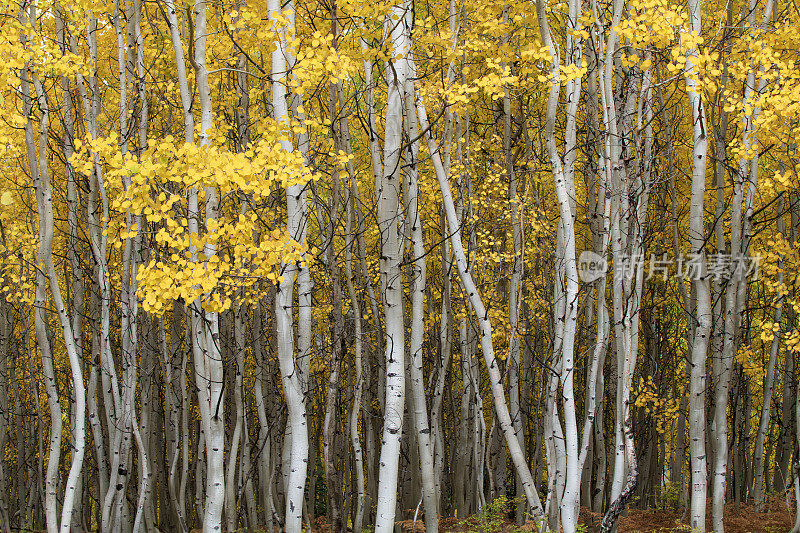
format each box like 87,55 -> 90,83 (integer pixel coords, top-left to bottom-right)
374,3 -> 410,529
23,25 -> 87,530
536,0 -> 587,527
502,10 -> 526,519
345,158 -> 366,533
414,86 -> 545,522
23,55 -> 62,533
402,62 -> 439,533
685,0 -> 711,526
269,0 -> 309,529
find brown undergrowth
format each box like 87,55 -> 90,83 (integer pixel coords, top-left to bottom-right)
404,494 -> 794,533
595,494 -> 794,533
287,494 -> 795,533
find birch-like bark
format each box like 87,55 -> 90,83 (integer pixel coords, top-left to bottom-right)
414,88 -> 545,522
22,48 -> 61,533
403,66 -> 438,533
226,294 -> 246,532
102,7 -> 138,525
588,0 -> 643,518
708,0 -> 732,507
543,366 -> 566,531
428,3 -> 460,507
180,310 -> 191,522
59,17 -> 87,530
252,299 -> 272,530
323,132 -> 345,533
269,0 -> 309,530
225,30 -> 253,530
584,38 -> 611,512
752,200 -> 784,510
713,2 -> 772,525
323,38 -> 348,527
344,166 -> 366,533
471,343 -> 487,511
70,14 -> 125,524
123,4 -> 151,527
288,0 -> 315,522
455,317 -> 472,516
165,305 -> 188,532
164,0 -> 194,143
374,3 -> 409,529
685,0 -> 711,527
358,46 -> 386,513
432,206 -> 452,503
156,7 -> 196,530
501,5 -> 526,521
182,1 -> 226,528
18,11 -> 59,532
22,24 -> 86,530
327,71 -> 368,531
536,0 -> 585,527
602,63 -> 652,533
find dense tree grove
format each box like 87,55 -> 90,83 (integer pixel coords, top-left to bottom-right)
0,0 -> 800,531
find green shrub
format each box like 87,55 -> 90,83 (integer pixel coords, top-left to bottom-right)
653,481 -> 681,511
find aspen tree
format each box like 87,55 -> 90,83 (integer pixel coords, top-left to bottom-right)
403,61 -> 439,533
269,0 -> 310,528
685,0 -> 711,528
1,0 -> 800,528
192,0 -> 227,528
716,1 -> 773,524
536,0 -> 585,527
20,13 -> 59,532
414,79 -> 545,524
374,0 -> 410,529
20,5 -> 86,529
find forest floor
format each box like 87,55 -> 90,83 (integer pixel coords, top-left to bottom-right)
577,496 -> 793,533
388,495 -> 794,533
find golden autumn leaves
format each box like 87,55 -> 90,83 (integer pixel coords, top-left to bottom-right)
70,126 -> 319,314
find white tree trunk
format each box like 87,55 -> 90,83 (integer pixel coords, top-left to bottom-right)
23,68 -> 61,533
22,33 -> 86,531
414,89 -> 545,522
536,0 -> 585,528
269,1 -> 309,530
190,1 -> 226,529
715,1 -> 772,524
685,0 -> 710,526
374,3 -> 409,530
403,70 -> 439,533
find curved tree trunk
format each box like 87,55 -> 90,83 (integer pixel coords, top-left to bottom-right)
415,87 -> 545,523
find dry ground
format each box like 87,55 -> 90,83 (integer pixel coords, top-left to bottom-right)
390,495 -> 794,533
